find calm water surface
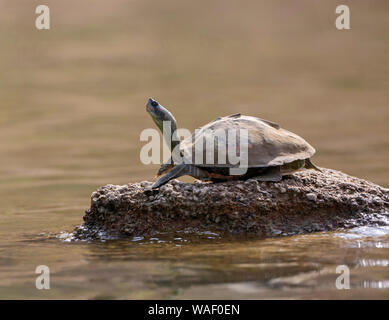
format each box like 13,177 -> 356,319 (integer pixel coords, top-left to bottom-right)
0,1 -> 388,299
1,206 -> 389,299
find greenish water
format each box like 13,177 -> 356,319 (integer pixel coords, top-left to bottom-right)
1,0 -> 388,299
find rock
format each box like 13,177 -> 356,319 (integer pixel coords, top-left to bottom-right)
74,169 -> 389,240
306,193 -> 317,201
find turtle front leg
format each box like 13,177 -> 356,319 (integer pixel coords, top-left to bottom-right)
152,164 -> 210,189
156,159 -> 174,177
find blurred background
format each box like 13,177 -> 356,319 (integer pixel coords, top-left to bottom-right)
0,0 -> 388,299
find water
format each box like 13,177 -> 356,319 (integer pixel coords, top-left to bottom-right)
0,0 -> 388,299
1,223 -> 389,299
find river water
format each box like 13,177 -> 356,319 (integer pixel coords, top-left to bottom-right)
0,1 -> 388,299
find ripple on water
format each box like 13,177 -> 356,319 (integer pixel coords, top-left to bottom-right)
362,281 -> 389,289
357,259 -> 389,268
128,230 -> 221,245
335,225 -> 389,240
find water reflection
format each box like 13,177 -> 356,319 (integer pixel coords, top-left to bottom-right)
47,227 -> 388,298
362,281 -> 389,289
357,259 -> 389,268
0,217 -> 388,299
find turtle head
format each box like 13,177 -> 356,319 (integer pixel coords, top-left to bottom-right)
146,98 -> 162,120
146,97 -> 178,151
146,98 -> 175,130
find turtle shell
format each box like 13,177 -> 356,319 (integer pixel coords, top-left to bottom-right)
179,114 -> 315,168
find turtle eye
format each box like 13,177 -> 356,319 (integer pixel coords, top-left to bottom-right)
151,101 -> 158,107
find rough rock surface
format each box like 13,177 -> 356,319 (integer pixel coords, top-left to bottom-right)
75,169 -> 389,240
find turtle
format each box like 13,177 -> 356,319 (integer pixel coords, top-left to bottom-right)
146,98 -> 321,189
